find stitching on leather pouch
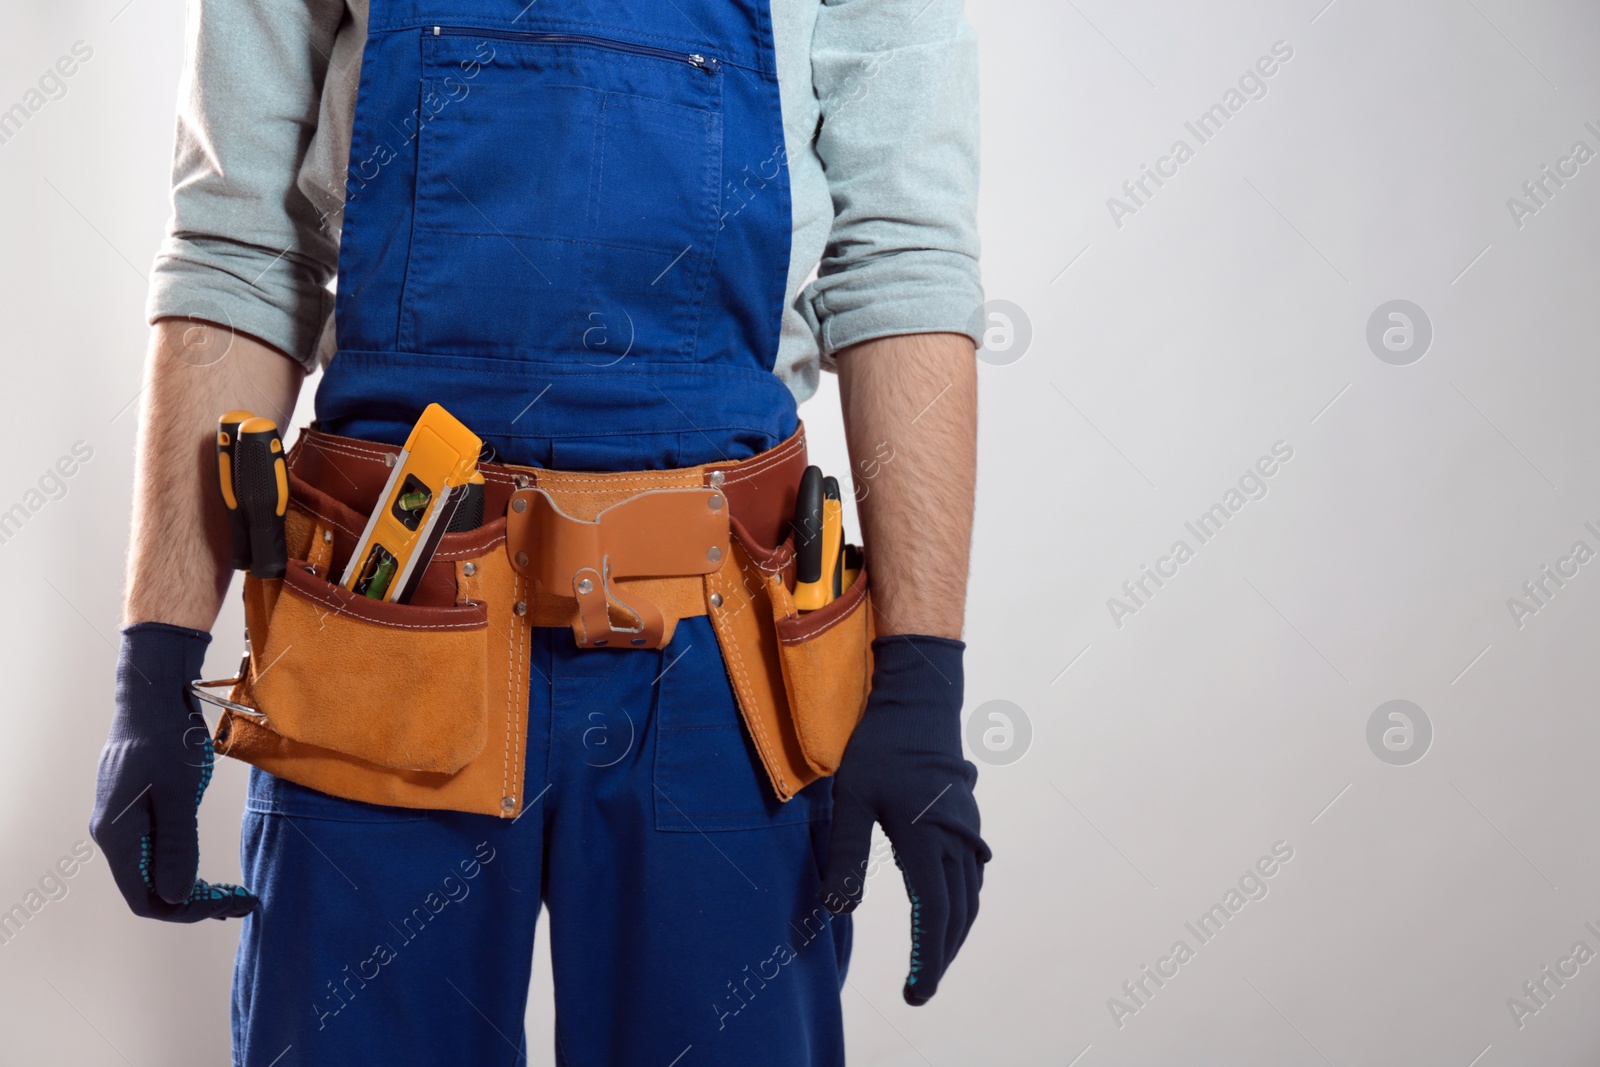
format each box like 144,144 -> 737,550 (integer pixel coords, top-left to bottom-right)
308,434 -> 386,459
307,520 -> 334,572
503,572 -> 523,812
523,483 -> 703,494
296,503 -> 361,541
780,588 -> 865,643
432,537 -> 505,563
290,578 -> 487,631
726,431 -> 804,479
708,568 -> 790,795
719,432 -> 805,485
512,572 -> 528,815
302,436 -> 391,465
307,435 -> 389,460
743,540 -> 793,576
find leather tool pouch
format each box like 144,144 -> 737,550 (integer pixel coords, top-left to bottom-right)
238,558 -> 489,776
705,515 -> 875,803
208,426 -> 875,815
213,468 -> 515,814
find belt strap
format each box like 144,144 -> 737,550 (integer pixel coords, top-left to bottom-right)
283,425 -> 808,648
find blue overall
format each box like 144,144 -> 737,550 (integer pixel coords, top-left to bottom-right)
230,2 -> 849,1063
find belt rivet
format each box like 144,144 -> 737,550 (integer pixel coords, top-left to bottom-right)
708,494 -> 723,511
514,474 -> 532,489
322,529 -> 334,543
512,497 -> 528,513
708,470 -> 725,488
576,578 -> 594,595
513,601 -> 527,616
501,796 -> 516,811
463,562 -> 477,577
515,551 -> 529,567
384,453 -> 396,468
707,546 -> 722,563
709,592 -> 723,608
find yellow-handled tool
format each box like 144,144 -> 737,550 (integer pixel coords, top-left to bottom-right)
216,410 -> 255,571
793,467 -> 845,612
234,417 -> 289,579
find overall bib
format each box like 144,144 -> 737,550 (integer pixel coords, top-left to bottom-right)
230,2 -> 850,1063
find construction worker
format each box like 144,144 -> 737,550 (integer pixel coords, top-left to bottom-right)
89,0 -> 990,1062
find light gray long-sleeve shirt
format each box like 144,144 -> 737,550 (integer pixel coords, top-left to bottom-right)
146,0 -> 983,405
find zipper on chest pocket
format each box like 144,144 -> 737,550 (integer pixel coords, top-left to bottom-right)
430,26 -> 722,74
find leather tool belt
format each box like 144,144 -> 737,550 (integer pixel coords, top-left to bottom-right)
207,424 -> 874,817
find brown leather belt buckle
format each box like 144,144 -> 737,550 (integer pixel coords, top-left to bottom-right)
505,485 -> 731,649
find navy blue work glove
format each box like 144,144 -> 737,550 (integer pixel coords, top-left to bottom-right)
89,622 -> 258,922
820,634 -> 991,1005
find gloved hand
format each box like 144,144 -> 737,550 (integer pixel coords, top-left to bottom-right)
89,622 -> 258,922
820,634 -> 991,1005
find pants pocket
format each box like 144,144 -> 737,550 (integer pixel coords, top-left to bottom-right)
653,618 -> 830,832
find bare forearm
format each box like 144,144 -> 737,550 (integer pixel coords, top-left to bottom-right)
123,319 -> 305,629
837,331 -> 977,640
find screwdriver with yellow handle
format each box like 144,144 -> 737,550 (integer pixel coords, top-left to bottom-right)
793,467 -> 845,612
821,476 -> 844,602
233,417 -> 289,579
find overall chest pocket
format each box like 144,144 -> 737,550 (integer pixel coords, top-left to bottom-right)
402,28 -> 725,362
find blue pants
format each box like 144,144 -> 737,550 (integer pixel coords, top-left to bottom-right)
231,617 -> 850,1066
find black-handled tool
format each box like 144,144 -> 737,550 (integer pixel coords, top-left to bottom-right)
793,465 -> 824,575
216,410 -> 255,571
234,417 -> 289,579
445,471 -> 487,532
793,465 -> 829,611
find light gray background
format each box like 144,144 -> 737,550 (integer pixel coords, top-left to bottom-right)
3,0 -> 1599,1063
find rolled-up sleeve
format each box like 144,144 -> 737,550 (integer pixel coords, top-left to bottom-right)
146,0 -> 347,371
802,0 -> 984,357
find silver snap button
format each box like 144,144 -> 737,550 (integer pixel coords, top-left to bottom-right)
707,546 -> 722,563
501,796 -> 515,811
512,497 -> 528,513
462,562 -> 477,577
322,529 -> 334,543
708,494 -> 723,511
513,601 -> 527,616
515,551 -> 529,567
708,470 -> 725,488
709,592 -> 723,608
576,578 -> 595,595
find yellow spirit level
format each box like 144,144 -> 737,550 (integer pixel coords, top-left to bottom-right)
340,403 -> 483,603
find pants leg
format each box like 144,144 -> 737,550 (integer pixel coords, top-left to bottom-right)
537,618 -> 851,1066
231,765 -> 548,1066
